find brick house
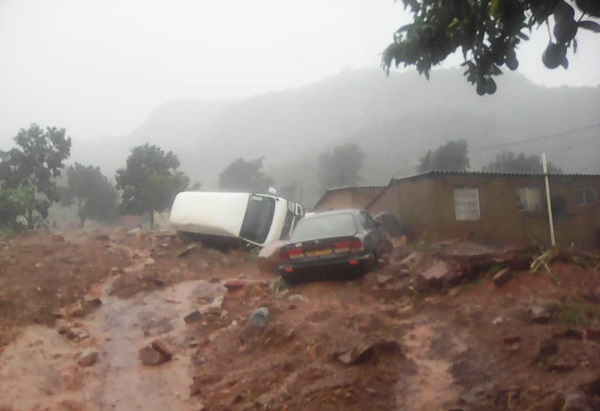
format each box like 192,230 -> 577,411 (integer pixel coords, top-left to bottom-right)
364,171 -> 600,248
314,186 -> 385,212
313,171 -> 600,248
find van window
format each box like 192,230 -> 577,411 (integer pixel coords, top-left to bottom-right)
240,195 -> 276,244
280,207 -> 296,240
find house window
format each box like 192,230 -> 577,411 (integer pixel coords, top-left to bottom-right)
517,187 -> 542,211
574,189 -> 596,205
454,188 -> 480,220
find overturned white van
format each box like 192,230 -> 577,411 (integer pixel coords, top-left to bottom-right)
169,191 -> 304,247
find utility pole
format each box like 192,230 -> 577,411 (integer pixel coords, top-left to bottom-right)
542,153 -> 556,246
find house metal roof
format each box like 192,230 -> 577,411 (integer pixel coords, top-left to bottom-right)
365,170 -> 600,210
394,170 -> 600,180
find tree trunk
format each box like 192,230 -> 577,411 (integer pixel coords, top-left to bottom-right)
149,210 -> 154,230
27,187 -> 35,229
78,200 -> 84,228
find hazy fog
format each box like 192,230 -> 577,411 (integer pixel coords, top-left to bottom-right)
2,0 -> 600,147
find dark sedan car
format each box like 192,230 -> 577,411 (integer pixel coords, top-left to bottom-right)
278,209 -> 393,283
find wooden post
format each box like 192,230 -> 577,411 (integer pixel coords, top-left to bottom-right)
542,153 -> 556,246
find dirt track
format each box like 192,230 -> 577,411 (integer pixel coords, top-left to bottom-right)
1,228 -> 600,411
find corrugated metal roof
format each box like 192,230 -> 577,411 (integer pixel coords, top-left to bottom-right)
394,170 -> 600,180
364,170 -> 600,210
322,185 -> 386,192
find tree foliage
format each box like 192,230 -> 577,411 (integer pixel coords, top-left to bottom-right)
417,139 -> 470,172
219,158 -> 274,193
0,124 -> 71,228
383,0 -> 600,95
116,144 -> 189,228
317,143 -> 366,191
63,163 -> 119,226
0,186 -> 30,232
482,150 -> 563,173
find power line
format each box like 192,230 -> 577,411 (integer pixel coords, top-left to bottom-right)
471,122 -> 600,152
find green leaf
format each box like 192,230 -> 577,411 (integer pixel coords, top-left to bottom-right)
490,0 -> 502,18
578,21 -> 600,33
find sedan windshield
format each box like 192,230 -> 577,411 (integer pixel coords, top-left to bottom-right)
290,213 -> 356,242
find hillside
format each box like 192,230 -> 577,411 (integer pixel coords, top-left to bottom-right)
70,68 -> 600,205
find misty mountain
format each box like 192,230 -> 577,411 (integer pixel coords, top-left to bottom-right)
70,68 -> 600,206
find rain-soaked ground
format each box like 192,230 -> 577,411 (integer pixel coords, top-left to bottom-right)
1,229 -> 600,410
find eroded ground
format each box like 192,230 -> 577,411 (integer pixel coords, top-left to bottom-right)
1,229 -> 600,411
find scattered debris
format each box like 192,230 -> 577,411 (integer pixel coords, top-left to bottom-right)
94,234 -> 110,242
535,339 -> 559,362
72,298 -> 103,318
78,349 -> 99,367
528,305 -> 551,324
248,307 -> 270,329
177,244 -> 197,257
139,343 -> 172,366
255,393 -> 273,407
492,268 -> 512,286
337,339 -> 400,365
184,310 -> 202,325
223,278 -> 257,291
151,339 -> 173,361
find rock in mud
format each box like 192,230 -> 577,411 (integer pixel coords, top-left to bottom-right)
204,296 -> 224,314
184,310 -> 202,324
528,306 -> 551,324
287,294 -> 308,304
151,339 -> 173,361
78,349 -> 99,367
535,339 -> 559,362
552,327 -> 583,340
94,234 -> 110,242
72,298 -> 103,318
255,393 -> 273,407
492,268 -> 512,286
223,278 -> 257,291
377,274 -> 392,286
503,336 -> 522,352
337,339 -> 400,365
127,227 -> 142,237
398,251 -> 424,268
248,307 -> 270,329
414,261 -> 455,292
139,345 -> 171,366
239,307 -> 271,344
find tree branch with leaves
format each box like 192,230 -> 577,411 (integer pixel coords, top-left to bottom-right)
383,0 -> 600,95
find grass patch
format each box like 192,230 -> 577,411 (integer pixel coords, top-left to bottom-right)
548,297 -> 600,327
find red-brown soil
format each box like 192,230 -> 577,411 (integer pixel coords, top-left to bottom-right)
1,229 -> 599,411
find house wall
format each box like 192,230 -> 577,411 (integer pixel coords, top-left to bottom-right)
368,178 -> 436,240
369,174 -> 600,248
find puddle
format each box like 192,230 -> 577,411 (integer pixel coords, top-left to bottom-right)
0,279 -> 226,411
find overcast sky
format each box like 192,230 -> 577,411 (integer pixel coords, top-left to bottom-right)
2,0 -> 599,146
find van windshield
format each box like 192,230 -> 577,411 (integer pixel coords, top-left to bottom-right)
240,195 -> 276,244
